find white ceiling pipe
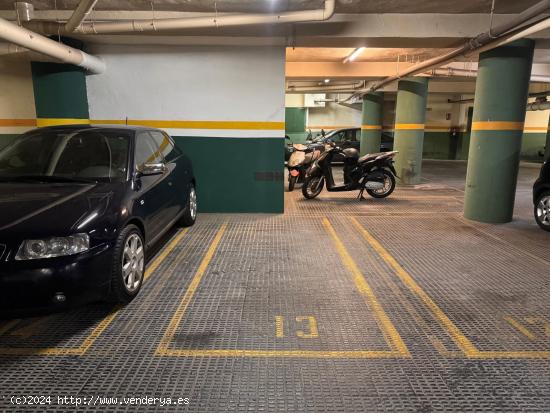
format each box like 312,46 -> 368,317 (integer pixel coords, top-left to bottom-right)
65,0 -> 98,32
0,42 -> 26,55
348,0 -> 550,98
431,67 -> 550,82
0,17 -> 105,73
287,81 -> 363,92
27,0 -> 335,35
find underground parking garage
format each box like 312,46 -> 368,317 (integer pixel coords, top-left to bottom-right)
1,0 -> 550,411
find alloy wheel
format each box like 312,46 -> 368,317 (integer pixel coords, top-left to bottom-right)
190,187 -> 197,220
122,233 -> 144,292
537,195 -> 550,226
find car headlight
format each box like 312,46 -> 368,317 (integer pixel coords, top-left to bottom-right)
15,234 -> 90,260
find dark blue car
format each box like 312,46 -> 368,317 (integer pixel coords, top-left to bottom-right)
0,125 -> 196,311
534,160 -> 550,231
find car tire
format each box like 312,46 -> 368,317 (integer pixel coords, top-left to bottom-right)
534,191 -> 550,231
108,224 -> 145,304
178,184 -> 197,227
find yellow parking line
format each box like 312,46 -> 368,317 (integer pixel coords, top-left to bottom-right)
0,228 -> 190,356
156,223 -> 227,355
503,317 -> 537,341
351,217 -> 479,357
351,217 -> 550,359
322,218 -> 410,357
160,349 -> 406,358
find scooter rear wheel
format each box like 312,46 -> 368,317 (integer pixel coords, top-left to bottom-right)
302,176 -> 324,199
366,169 -> 396,198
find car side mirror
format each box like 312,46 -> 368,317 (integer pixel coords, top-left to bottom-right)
136,163 -> 166,177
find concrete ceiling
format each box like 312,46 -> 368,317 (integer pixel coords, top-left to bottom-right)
0,0 -> 542,13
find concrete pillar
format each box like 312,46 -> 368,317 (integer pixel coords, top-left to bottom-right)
360,92 -> 384,156
393,77 -> 429,185
463,39 -> 535,223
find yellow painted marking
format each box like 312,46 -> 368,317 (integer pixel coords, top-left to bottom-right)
394,123 -> 425,130
296,316 -> 319,339
156,224 -> 228,354
361,124 -> 382,130
275,316 -> 284,338
352,217 -> 550,359
524,126 -> 549,132
351,217 -> 479,357
157,221 -> 407,359
0,119 -> 36,127
322,218 -> 410,357
9,317 -> 53,339
159,349 -> 407,358
471,121 -> 524,131
36,118 -> 91,127
91,119 -> 285,130
0,229 -> 189,356
144,228 -> 190,281
0,320 -> 21,337
504,316 -> 537,341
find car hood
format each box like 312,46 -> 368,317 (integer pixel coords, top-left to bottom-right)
0,182 -> 118,239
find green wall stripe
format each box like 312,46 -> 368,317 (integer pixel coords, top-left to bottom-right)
31,62 -> 89,119
173,136 -> 284,213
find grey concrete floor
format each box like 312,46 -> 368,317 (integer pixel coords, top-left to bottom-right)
0,160 -> 549,412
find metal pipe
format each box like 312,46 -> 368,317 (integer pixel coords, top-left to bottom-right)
27,0 -> 335,35
0,17 -> 105,74
65,0 -> 98,32
287,81 -> 364,93
431,66 -> 550,83
350,0 -> 550,97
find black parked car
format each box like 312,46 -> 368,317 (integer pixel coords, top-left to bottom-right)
534,160 -> 550,231
0,125 -> 197,311
306,128 -> 393,162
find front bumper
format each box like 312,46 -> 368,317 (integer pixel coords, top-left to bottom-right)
0,243 -> 113,312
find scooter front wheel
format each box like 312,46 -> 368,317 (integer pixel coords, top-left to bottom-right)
366,169 -> 396,198
302,176 -> 324,199
288,175 -> 297,192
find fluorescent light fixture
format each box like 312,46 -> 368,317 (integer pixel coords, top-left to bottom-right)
324,78 -> 330,83
343,47 -> 365,63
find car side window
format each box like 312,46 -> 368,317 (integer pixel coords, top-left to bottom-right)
148,131 -> 180,162
134,132 -> 163,170
349,129 -> 358,141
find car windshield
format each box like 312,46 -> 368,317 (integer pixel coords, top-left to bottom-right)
311,130 -> 337,142
0,129 -> 131,182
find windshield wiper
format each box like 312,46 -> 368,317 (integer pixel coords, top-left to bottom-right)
0,175 -> 97,183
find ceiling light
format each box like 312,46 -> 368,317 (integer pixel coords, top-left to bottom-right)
343,47 -> 365,64
324,79 -> 330,83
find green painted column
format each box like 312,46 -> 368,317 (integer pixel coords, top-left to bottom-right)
545,117 -> 550,161
393,77 -> 429,185
463,39 -> 534,223
360,92 -> 384,156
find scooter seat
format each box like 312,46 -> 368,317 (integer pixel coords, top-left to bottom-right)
358,152 -> 385,164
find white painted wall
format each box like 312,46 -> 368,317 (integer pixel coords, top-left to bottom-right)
86,45 -> 285,138
306,94 -> 361,130
0,55 -> 36,134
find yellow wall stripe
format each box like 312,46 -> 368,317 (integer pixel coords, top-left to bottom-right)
472,121 -> 524,131
394,123 -> 425,130
36,118 -> 90,127
361,124 -> 382,130
0,119 -> 36,127
91,119 -> 285,130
